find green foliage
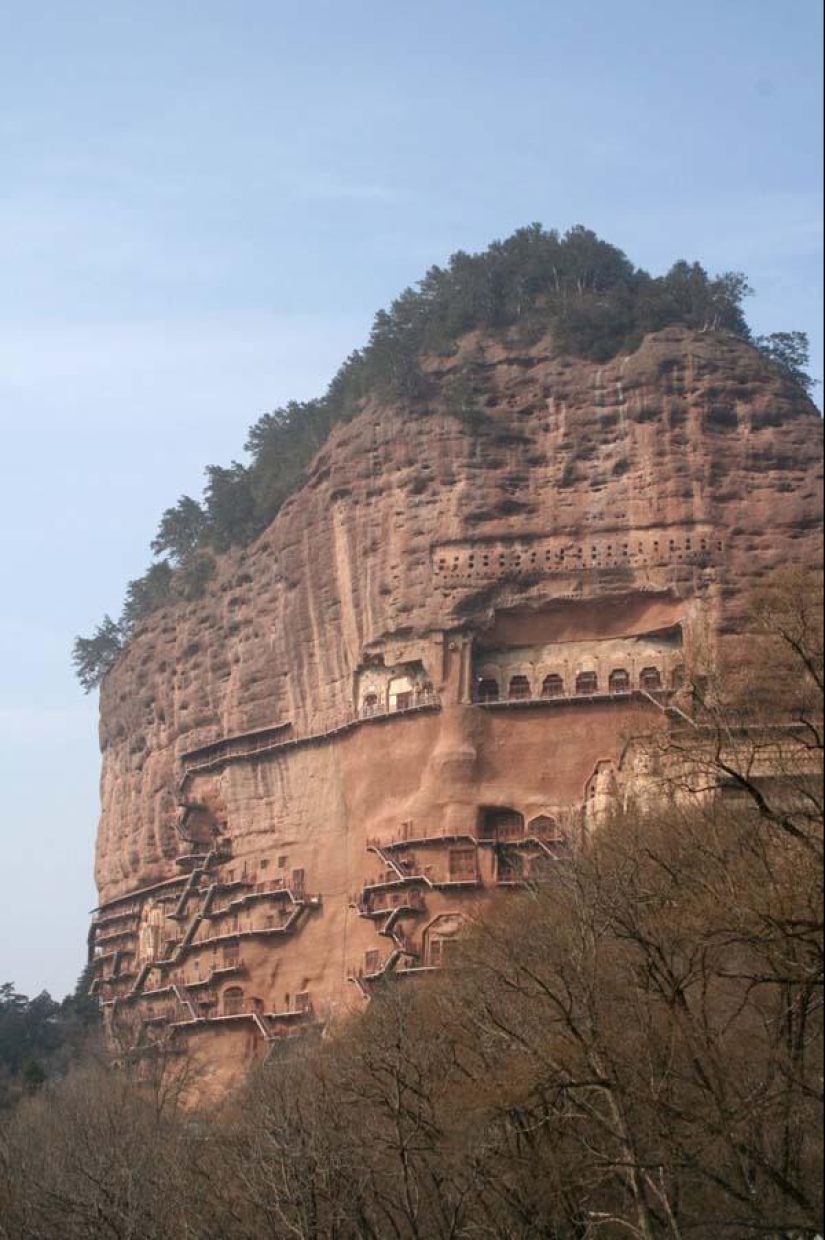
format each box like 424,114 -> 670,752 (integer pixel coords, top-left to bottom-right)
0,975 -> 102,1110
755,330 -> 816,393
150,495 -> 206,564
444,372 -> 488,432
20,1059 -> 46,1094
175,550 -> 217,600
632,261 -> 753,340
201,462 -> 257,552
245,398 -> 337,528
73,223 -> 814,691
0,984 -> 60,1080
71,615 -> 124,693
120,561 -> 174,630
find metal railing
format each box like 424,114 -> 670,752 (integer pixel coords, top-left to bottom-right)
472,685 -> 667,706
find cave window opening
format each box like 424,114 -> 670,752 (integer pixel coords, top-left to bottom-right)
542,674 -> 565,699
508,674 -> 531,701
477,678 -> 500,703
223,986 -> 244,1016
640,667 -> 663,693
609,668 -> 631,695
448,847 -> 477,881
575,671 -> 598,696
426,934 -> 459,968
365,950 -> 381,975
528,814 -> 560,839
362,693 -> 380,718
394,691 -> 413,711
480,807 -> 525,842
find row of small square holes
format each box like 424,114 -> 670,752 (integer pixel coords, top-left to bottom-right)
436,537 -> 721,573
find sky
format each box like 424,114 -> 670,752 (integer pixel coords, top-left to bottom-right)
0,0 -> 822,999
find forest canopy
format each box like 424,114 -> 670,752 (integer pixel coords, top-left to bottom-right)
72,224 -> 815,690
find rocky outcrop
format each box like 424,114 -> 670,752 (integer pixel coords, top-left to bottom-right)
88,327 -> 823,1094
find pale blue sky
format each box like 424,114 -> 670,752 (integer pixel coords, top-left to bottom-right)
0,0 -> 822,999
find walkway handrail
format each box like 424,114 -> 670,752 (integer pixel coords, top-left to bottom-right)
472,687 -> 675,707
179,696 -> 441,786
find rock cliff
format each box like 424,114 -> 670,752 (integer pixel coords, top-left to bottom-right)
89,326 -> 823,1093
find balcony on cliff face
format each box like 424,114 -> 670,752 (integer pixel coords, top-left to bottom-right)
478,807 -> 526,844
165,988 -> 314,1039
208,955 -> 246,981
93,926 -> 138,949
372,825 -> 481,851
471,664 -> 676,709
354,886 -> 427,919
174,852 -> 211,874
92,905 -> 141,931
359,681 -> 440,722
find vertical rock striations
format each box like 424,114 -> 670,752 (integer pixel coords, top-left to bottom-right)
88,327 -> 823,1094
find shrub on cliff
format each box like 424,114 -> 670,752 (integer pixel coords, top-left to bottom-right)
754,330 -> 816,394
71,615 -> 125,693
120,562 -> 174,630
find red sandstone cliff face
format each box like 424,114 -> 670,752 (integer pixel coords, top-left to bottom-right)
95,327 -> 822,896
90,327 -> 822,1091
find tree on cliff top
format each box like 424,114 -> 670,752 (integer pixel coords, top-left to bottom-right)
150,495 -> 206,565
72,223 -> 817,688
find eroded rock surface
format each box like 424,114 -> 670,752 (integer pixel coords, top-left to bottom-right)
89,328 -> 824,1094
